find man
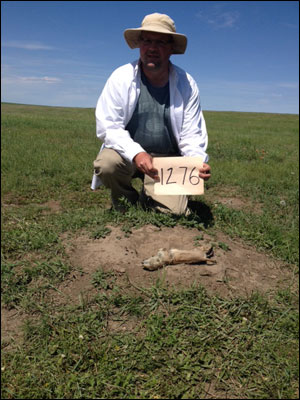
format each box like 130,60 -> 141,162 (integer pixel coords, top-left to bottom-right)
91,13 -> 211,214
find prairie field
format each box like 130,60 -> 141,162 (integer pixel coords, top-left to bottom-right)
1,102 -> 299,399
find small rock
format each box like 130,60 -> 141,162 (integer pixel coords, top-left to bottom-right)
115,267 -> 126,274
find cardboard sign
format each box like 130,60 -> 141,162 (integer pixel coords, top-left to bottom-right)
153,156 -> 204,195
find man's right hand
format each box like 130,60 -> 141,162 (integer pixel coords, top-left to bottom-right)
133,152 -> 160,181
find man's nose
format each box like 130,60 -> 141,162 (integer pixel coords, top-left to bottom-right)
148,40 -> 160,48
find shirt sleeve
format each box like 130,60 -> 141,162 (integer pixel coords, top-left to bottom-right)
95,68 -> 145,162
178,76 -> 209,163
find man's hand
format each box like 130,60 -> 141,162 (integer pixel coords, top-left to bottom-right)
133,152 -> 160,181
199,163 -> 211,181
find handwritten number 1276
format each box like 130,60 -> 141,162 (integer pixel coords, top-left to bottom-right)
160,167 -> 200,186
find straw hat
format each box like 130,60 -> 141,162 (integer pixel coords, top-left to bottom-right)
124,13 -> 187,54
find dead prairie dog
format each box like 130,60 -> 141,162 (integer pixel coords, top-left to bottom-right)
142,246 -> 215,271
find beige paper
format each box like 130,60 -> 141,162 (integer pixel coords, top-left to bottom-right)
153,156 -> 204,195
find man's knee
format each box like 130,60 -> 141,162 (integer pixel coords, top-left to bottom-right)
94,149 -> 121,177
93,148 -> 134,181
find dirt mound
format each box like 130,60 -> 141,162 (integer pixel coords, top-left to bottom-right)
2,225 -> 296,346
58,225 -> 293,301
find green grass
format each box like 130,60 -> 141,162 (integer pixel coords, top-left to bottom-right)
204,110 -> 299,265
2,286 -> 299,399
1,103 -> 299,399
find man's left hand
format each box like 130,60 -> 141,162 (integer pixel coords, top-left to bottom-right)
199,163 -> 211,181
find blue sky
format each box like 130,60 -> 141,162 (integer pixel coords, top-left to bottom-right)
1,1 -> 299,114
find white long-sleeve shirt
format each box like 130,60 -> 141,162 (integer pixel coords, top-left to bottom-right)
91,59 -> 208,189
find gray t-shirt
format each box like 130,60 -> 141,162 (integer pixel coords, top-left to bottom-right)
125,70 -> 179,155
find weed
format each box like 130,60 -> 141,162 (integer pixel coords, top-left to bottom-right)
218,241 -> 231,251
91,268 -> 116,290
90,226 -> 111,240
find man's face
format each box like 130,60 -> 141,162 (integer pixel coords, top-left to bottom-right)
139,31 -> 173,72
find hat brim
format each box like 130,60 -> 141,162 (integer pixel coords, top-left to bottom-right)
124,27 -> 187,54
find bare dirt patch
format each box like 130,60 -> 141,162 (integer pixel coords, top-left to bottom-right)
204,187 -> 263,214
3,225 -> 296,345
53,225 -> 295,304
1,307 -> 27,350
41,200 -> 62,214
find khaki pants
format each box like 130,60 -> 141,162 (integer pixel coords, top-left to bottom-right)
93,148 -> 188,215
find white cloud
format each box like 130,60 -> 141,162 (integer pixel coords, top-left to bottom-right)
196,10 -> 240,29
195,78 -> 299,114
20,76 -> 61,83
277,82 -> 299,89
280,23 -> 298,30
2,75 -> 61,85
2,41 -> 55,50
